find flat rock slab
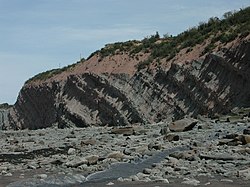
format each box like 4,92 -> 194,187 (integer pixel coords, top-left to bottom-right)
169,118 -> 198,132
111,127 -> 134,135
199,154 -> 245,161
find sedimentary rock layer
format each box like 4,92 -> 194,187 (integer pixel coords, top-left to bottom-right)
6,41 -> 250,129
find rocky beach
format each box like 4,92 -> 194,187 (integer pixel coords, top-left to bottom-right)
1,7 -> 250,187
1,110 -> 250,186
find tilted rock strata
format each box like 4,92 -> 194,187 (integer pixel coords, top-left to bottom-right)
6,41 -> 250,129
0,108 -> 10,130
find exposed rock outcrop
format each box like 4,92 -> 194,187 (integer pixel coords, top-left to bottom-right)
0,106 -> 11,130
5,40 -> 250,130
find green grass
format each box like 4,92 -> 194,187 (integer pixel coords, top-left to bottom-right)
26,59 -> 85,83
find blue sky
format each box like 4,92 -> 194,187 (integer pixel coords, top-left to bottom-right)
0,0 -> 249,104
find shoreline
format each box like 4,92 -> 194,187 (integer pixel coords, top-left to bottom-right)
1,118 -> 250,186
2,171 -> 250,187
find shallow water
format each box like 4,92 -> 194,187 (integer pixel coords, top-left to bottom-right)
7,146 -> 188,187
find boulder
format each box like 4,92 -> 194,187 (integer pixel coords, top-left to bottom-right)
111,127 -> 134,135
169,118 -> 198,132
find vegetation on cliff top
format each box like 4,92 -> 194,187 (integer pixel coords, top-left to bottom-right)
26,59 -> 85,83
91,6 -> 250,68
0,103 -> 12,109
27,7 -> 250,82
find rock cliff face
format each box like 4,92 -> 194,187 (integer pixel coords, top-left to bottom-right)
6,39 -> 250,130
0,108 -> 10,130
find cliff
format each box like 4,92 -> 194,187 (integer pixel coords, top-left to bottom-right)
6,38 -> 250,130
4,8 -> 250,130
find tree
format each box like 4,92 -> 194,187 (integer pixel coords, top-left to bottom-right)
223,11 -> 233,19
155,31 -> 160,39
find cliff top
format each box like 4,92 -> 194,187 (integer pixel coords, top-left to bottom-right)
25,7 -> 250,86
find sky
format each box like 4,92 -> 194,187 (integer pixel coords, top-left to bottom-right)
0,0 -> 249,104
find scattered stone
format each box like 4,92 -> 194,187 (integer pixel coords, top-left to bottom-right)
143,168 -> 152,174
68,148 -> 76,155
160,126 -> 169,135
130,175 -> 140,181
199,154 -> 244,161
169,150 -> 196,161
182,178 -> 200,186
72,174 -> 86,183
136,172 -> 148,179
36,174 -> 48,179
107,151 -> 124,161
154,178 -> 169,184
243,127 -> 250,135
218,139 -> 240,146
66,134 -> 76,139
0,166 -> 8,171
169,118 -> 198,132
27,164 -> 37,170
1,114 -> 250,186
111,127 -> 134,135
220,179 -> 233,182
117,177 -> 124,182
65,158 -> 88,167
77,164 -> 88,170
85,155 -> 99,165
240,135 -> 250,144
106,182 -> 114,185
197,122 -> 212,130
237,168 -> 250,180
166,156 -> 179,166
164,166 -> 174,174
164,133 -> 180,141
148,142 -> 162,150
81,139 -> 96,146
4,172 -> 12,177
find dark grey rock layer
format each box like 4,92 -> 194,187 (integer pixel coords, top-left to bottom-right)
5,41 -> 250,130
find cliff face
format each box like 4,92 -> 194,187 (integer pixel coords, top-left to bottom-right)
7,40 -> 250,130
0,108 -> 10,130
9,82 -> 59,129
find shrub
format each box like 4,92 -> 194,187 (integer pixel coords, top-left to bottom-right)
203,43 -> 216,55
136,57 -> 153,70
